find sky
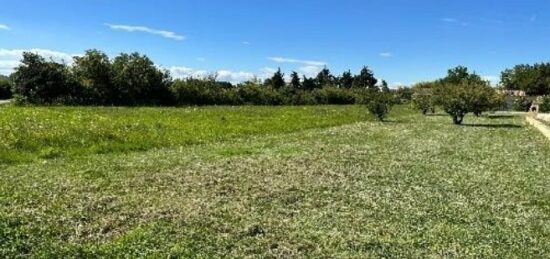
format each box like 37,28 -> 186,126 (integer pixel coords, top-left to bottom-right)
1,0 -> 549,86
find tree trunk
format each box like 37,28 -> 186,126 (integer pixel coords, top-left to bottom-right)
453,114 -> 464,125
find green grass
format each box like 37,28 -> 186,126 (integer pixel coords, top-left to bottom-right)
1,106 -> 550,257
0,105 -> 371,164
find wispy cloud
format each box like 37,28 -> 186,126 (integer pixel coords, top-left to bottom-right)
0,24 -> 10,31
105,23 -> 185,41
379,52 -> 393,58
0,48 -> 80,75
268,57 -> 327,66
242,41 -> 251,45
196,57 -> 206,62
441,18 -> 458,23
441,18 -> 468,26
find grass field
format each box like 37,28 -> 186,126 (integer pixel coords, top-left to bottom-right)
1,106 -> 550,257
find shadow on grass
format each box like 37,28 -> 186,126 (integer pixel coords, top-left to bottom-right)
460,123 -> 522,129
425,113 -> 448,117
486,115 -> 517,119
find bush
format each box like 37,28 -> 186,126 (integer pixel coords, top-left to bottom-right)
366,92 -> 394,121
513,96 -> 532,112
12,52 -> 80,104
539,96 -> 550,113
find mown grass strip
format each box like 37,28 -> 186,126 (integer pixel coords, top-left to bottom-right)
0,105 -> 372,164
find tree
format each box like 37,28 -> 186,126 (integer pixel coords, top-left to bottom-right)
12,52 -> 77,104
432,66 -> 503,124
381,80 -> 390,93
353,66 -> 378,90
315,68 -> 334,87
339,70 -> 354,89
0,77 -> 12,99
366,92 -> 394,121
412,82 -> 437,115
302,76 -> 317,91
290,71 -> 301,89
72,49 -> 114,104
111,52 -> 172,105
500,63 -> 550,95
269,68 -> 285,90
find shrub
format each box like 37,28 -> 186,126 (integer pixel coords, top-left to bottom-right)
513,96 -> 532,112
366,92 -> 394,121
539,96 -> 550,113
12,52 -> 80,104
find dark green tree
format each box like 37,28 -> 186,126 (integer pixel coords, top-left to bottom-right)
111,52 -> 172,105
72,49 -> 114,104
12,52 -> 77,104
302,76 -> 317,91
269,68 -> 285,90
339,70 -> 354,89
353,66 -> 378,90
315,68 -> 334,87
290,71 -> 301,89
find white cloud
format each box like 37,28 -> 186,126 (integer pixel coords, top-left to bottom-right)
0,48 -> 80,75
441,18 -> 469,26
268,57 -> 327,66
105,23 -> 185,41
442,18 -> 458,23
166,66 -> 258,84
0,24 -> 10,31
242,41 -> 251,45
379,52 -> 393,57
299,65 -> 324,78
196,57 -> 206,62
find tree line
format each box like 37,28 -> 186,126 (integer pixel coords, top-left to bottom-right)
1,49 -> 412,107
501,63 -> 550,95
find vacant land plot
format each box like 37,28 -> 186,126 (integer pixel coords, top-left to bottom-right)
1,107 -> 549,257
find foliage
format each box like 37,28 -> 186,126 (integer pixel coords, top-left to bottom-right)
0,77 -> 12,99
512,96 -> 532,112
111,52 -> 172,105
411,82 -> 437,115
353,66 -> 378,89
501,63 -> 550,95
12,52 -> 79,104
366,92 -> 394,121
539,96 -> 550,113
72,49 -> 115,104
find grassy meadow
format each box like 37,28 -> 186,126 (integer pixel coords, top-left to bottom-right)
1,105 -> 550,257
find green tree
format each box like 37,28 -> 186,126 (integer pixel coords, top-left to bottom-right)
12,52 -> 77,104
0,77 -> 12,99
366,92 -> 394,121
72,49 -> 114,104
269,68 -> 285,90
111,52 -> 172,105
381,80 -> 390,93
302,76 -> 317,91
339,70 -> 354,89
315,68 -> 334,87
353,66 -> 378,90
290,71 -> 301,89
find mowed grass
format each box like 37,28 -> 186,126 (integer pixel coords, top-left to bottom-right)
0,105 -> 371,164
1,106 -> 550,257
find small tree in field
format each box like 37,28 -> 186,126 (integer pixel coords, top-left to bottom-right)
411,82 -> 437,115
367,92 -> 394,121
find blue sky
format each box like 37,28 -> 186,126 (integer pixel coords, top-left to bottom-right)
1,0 -> 549,86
